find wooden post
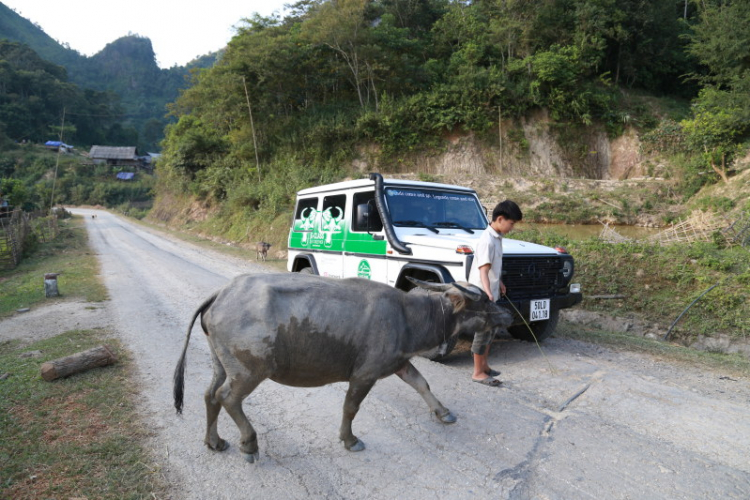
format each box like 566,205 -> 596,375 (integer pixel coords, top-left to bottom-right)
41,345 -> 117,381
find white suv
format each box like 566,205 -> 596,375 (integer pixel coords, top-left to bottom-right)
287,173 -> 582,357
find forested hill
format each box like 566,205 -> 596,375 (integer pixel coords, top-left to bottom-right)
0,2 -> 81,67
155,0 -> 749,228
0,2 -> 218,152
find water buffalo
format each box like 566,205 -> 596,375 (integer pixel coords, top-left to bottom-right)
173,273 -> 511,463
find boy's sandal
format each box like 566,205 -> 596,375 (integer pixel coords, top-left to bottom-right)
485,368 -> 501,377
472,377 -> 502,387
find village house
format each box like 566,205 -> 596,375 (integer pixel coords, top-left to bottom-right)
88,146 -> 140,167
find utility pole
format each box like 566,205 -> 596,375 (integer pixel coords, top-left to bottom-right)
50,107 -> 65,211
242,76 -> 261,183
498,104 -> 503,170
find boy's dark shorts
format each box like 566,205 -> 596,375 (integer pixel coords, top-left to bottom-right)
471,328 -> 497,354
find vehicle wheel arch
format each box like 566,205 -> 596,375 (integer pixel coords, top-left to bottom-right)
395,264 -> 453,291
291,254 -> 318,275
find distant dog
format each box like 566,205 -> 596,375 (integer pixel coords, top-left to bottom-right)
256,242 -> 272,261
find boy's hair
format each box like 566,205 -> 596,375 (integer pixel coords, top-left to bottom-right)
492,200 -> 523,222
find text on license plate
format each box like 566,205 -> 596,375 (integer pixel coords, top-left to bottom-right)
530,299 -> 550,321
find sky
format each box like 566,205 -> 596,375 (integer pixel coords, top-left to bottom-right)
4,0 -> 289,68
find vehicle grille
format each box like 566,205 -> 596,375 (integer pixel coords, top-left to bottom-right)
501,256 -> 564,300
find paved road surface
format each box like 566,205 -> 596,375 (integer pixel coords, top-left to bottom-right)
74,209 -> 750,499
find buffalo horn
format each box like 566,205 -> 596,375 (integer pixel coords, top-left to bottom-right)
406,276 -> 453,292
406,277 -> 483,301
449,282 -> 482,301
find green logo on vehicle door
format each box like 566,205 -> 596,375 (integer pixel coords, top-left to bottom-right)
357,260 -> 371,279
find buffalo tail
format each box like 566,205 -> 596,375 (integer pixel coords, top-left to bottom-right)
173,293 -> 217,414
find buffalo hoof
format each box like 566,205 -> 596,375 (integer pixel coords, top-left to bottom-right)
243,452 -> 260,464
345,439 -> 366,452
437,410 -> 457,424
206,438 -> 230,452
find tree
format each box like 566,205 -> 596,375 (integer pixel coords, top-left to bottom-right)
302,0 -> 374,109
681,85 -> 750,182
682,0 -> 750,182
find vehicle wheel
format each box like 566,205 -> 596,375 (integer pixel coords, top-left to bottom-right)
298,266 -> 315,275
419,335 -> 458,361
508,310 -> 559,342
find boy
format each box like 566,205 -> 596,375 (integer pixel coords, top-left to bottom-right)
467,200 -> 522,387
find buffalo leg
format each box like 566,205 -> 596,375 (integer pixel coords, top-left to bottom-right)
204,349 -> 229,451
340,379 -> 376,451
395,361 -> 457,424
216,375 -> 264,463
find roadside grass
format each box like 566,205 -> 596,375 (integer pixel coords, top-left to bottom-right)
0,328 -> 167,499
522,230 -> 750,342
555,322 -> 750,379
0,213 -> 166,499
0,215 -> 108,317
134,214 -> 289,272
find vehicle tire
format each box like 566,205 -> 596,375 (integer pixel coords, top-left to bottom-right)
298,266 -> 315,275
508,310 -> 559,342
419,336 -> 458,361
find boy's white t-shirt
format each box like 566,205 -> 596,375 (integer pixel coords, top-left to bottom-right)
468,225 -> 503,299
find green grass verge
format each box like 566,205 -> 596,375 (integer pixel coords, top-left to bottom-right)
522,229 -> 750,341
0,215 -> 108,317
134,214 -> 289,271
0,329 -> 167,499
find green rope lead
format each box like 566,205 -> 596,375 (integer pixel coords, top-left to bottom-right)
502,293 -> 557,375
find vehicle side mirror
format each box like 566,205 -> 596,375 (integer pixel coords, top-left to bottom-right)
356,203 -> 370,229
356,202 -> 384,235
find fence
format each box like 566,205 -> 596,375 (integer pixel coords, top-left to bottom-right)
599,210 -> 750,247
0,209 -> 60,269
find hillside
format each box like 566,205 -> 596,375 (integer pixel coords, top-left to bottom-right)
0,2 -> 81,67
0,3 -> 218,152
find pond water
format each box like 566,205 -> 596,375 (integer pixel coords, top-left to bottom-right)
517,223 -> 660,241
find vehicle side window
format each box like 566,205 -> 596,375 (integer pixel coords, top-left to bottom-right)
352,191 -> 383,232
322,194 -> 346,232
293,197 -> 318,231
322,195 -> 346,220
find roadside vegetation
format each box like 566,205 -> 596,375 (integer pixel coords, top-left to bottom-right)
0,216 -> 165,499
523,228 -> 750,342
0,330 -> 166,499
1,145 -> 155,214
0,215 -> 107,317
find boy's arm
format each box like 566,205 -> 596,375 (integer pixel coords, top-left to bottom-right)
479,264 -> 493,302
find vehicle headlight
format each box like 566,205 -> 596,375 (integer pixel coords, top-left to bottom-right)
561,258 -> 574,282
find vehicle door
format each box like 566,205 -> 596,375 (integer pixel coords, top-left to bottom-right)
343,189 -> 388,283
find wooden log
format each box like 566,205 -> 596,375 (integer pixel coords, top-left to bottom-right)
40,345 -> 117,381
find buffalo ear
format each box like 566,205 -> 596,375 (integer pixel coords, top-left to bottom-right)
445,289 -> 467,313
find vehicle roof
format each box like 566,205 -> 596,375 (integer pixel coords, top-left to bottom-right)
296,177 -> 477,196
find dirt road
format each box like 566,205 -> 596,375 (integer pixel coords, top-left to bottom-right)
71,209 -> 750,499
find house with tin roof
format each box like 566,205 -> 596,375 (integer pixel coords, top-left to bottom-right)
88,146 -> 139,167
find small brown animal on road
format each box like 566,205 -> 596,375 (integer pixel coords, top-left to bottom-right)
255,242 -> 271,261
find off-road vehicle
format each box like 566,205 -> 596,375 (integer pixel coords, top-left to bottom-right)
287,173 -> 582,357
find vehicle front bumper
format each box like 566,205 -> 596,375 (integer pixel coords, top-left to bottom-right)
498,292 -> 583,323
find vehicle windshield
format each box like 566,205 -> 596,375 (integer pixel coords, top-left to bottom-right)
385,187 -> 488,230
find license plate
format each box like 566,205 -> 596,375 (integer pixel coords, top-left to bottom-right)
530,299 -> 550,322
